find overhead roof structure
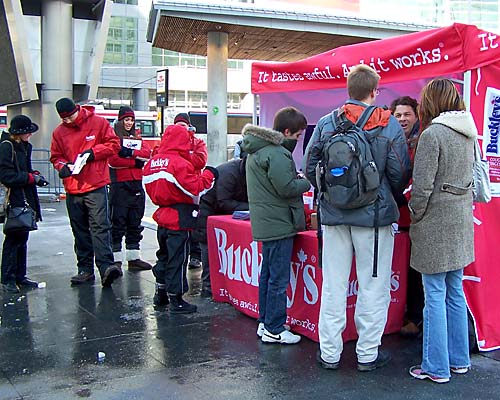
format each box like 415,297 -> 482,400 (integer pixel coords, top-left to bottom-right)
147,1 -> 437,62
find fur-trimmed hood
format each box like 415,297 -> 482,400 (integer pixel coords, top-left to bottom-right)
240,123 -> 284,154
432,111 -> 477,139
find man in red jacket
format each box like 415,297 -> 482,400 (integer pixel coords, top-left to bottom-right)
50,98 -> 121,287
143,124 -> 217,314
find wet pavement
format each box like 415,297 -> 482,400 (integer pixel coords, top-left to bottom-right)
1,200 -> 500,400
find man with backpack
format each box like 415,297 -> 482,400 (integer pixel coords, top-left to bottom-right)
303,65 -> 410,371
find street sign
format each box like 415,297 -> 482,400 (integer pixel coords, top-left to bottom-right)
156,69 -> 168,107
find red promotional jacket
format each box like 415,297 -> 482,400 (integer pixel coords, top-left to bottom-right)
108,125 -> 152,183
50,106 -> 121,194
143,124 -> 215,230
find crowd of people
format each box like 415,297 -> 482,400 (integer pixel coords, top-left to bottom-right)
0,64 -> 476,384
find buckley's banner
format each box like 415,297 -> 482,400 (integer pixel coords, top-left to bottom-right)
207,215 -> 409,342
251,23 -> 500,94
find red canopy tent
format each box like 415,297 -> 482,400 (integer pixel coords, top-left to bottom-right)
251,23 -> 500,351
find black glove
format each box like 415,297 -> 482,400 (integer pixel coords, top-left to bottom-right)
205,166 -> 219,180
134,159 -> 145,169
81,149 -> 95,162
59,164 -> 72,179
118,146 -> 134,158
34,174 -> 50,187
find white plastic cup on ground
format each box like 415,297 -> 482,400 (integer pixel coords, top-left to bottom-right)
38,282 -> 47,289
97,352 -> 106,362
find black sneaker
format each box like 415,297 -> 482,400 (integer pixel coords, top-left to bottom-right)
2,282 -> 20,293
169,294 -> 197,314
188,258 -> 202,269
153,284 -> 169,306
357,350 -> 391,372
70,271 -> 95,285
16,278 -> 39,288
101,265 -> 121,288
128,259 -> 152,271
316,351 -> 340,370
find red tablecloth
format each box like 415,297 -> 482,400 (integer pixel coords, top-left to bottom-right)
207,215 -> 410,342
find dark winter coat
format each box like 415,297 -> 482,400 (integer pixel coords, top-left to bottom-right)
0,132 -> 42,221
192,158 -> 249,244
303,100 -> 411,227
241,124 -> 310,241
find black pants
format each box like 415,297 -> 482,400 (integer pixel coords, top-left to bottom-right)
406,266 -> 424,325
1,230 -> 29,284
109,182 -> 145,252
200,242 -> 210,290
189,237 -> 201,260
66,187 -> 114,276
152,227 -> 189,295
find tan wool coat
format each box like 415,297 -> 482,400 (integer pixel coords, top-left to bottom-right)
409,111 -> 476,275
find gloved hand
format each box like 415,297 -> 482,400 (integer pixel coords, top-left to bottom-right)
134,159 -> 145,169
81,149 -> 95,162
205,166 -> 219,180
118,146 -> 134,158
59,164 -> 72,179
34,174 -> 50,187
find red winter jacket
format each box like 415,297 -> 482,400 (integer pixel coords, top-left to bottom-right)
108,123 -> 152,183
143,124 -> 215,230
50,106 -> 121,194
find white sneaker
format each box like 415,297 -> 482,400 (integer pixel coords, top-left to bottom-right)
261,328 -> 301,344
256,322 -> 265,337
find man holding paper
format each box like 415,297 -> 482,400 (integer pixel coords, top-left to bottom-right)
50,98 -> 121,287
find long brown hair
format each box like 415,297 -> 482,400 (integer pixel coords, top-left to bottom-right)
418,78 -> 465,131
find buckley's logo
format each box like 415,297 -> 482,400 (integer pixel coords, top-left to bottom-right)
485,93 -> 500,155
150,158 -> 169,168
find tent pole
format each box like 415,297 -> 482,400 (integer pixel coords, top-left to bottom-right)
463,70 -> 471,110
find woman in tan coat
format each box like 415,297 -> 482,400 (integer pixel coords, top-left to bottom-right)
408,79 -> 475,384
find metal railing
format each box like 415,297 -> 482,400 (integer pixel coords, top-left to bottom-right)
31,149 -> 63,198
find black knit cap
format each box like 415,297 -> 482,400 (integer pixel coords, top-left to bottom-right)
174,112 -> 191,125
55,97 -> 78,118
8,115 -> 39,135
118,106 -> 135,121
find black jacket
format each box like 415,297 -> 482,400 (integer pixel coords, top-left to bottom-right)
0,131 -> 42,222
192,158 -> 249,243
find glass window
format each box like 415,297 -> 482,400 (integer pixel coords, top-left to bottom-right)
104,16 -> 138,65
113,0 -> 138,4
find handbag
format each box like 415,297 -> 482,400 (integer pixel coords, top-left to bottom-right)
473,140 -> 492,203
3,203 -> 38,234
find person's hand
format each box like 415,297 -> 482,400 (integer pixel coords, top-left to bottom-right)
81,149 -> 95,162
59,164 -> 73,179
34,174 -> 50,187
205,166 -> 219,180
118,146 -> 134,158
134,159 -> 145,169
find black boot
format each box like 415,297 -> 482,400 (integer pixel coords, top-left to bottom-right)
153,283 -> 169,306
168,294 -> 197,314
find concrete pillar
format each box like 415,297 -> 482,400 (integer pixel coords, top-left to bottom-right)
207,31 -> 228,166
32,0 -> 73,150
133,88 -> 149,111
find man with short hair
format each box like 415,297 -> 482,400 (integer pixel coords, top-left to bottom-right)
50,98 -> 121,287
303,65 -> 410,370
242,106 -> 311,345
390,96 -> 420,152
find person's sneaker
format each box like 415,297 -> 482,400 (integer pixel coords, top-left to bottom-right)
113,261 -> 123,277
70,271 -> 95,285
409,365 -> 450,383
153,284 -> 169,306
128,259 -> 152,270
169,294 -> 197,314
400,321 -> 421,338
451,366 -> 469,374
261,328 -> 301,344
256,322 -> 265,338
101,265 -> 121,288
188,258 -> 202,269
357,350 -> 391,372
16,278 -> 39,288
316,350 -> 340,370
2,282 -> 20,293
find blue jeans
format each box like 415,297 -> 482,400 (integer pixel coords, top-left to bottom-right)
421,269 -> 470,378
258,237 -> 294,335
